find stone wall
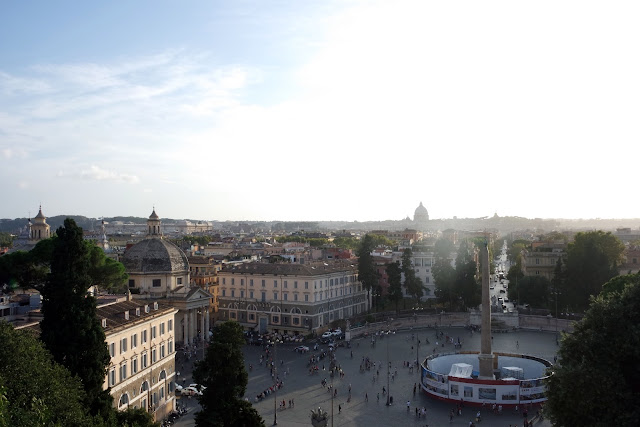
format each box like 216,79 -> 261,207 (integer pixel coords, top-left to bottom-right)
348,312 -> 575,338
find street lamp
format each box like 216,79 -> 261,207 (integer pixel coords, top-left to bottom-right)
386,319 -> 391,406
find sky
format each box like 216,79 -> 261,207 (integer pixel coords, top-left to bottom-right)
1,1 -> 639,222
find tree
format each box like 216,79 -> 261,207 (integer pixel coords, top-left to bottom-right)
386,261 -> 403,313
356,234 -> 378,310
401,248 -> 423,305
433,257 -> 456,308
39,218 -> 113,418
545,273 -> 640,426
507,275 -> 550,308
0,322 -> 92,427
0,232 -> 13,248
193,321 -> 264,427
507,239 -> 530,265
434,238 -> 455,261
87,244 -> 128,293
564,231 -> 625,311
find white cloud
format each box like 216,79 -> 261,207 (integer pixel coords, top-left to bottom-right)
57,165 -> 140,184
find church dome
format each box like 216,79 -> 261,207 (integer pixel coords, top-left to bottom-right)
122,238 -> 189,274
414,202 -> 429,222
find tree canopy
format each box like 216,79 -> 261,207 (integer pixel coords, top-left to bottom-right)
356,234 -> 378,310
193,321 -> 264,427
507,275 -> 550,308
386,261 -> 403,312
401,248 -> 423,303
563,231 -> 625,311
39,218 -> 113,418
0,322 -> 91,427
545,273 -> 640,426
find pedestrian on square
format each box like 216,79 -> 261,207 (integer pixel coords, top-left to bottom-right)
365,392 -> 368,402
339,404 -> 341,414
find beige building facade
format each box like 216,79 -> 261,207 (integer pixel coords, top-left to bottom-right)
217,261 -> 368,334
98,300 -> 178,421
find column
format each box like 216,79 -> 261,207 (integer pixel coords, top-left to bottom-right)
190,310 -> 195,345
205,309 -> 210,339
201,309 -> 205,344
184,310 -> 190,346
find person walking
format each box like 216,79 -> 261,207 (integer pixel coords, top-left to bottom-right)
365,392 -> 368,402
338,404 -> 342,414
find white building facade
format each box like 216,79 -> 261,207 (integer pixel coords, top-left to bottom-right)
217,261 -> 368,334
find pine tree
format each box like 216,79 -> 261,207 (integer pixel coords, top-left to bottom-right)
39,218 -> 112,418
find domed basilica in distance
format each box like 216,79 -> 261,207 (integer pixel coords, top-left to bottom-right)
122,210 -> 213,347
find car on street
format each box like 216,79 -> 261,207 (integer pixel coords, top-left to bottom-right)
181,386 -> 201,396
499,289 -> 506,294
294,345 -> 310,353
321,331 -> 333,339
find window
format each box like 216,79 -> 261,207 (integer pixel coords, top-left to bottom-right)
109,342 -> 115,357
119,393 -> 129,408
240,290 -> 244,298
231,290 -> 235,298
132,357 -> 138,374
250,291 -> 254,299
152,347 -> 157,363
131,334 -> 137,348
294,294 -> 298,301
152,279 -> 161,287
293,317 -> 300,325
230,312 -> 236,319
294,281 -> 298,289
160,323 -> 165,335
161,344 -> 165,359
222,278 -> 226,285
142,352 -> 148,368
168,319 -> 173,331
262,279 -> 266,287
231,278 -> 235,285
284,293 -> 288,301
274,292 -> 278,300
305,295 -> 309,302
240,279 -> 244,286
177,277 -> 183,285
250,279 -> 254,286
249,313 -> 255,321
120,337 -> 128,354
536,258 -> 540,265
128,279 -> 135,288
152,326 -> 157,339
305,281 -> 309,289
261,292 -> 266,302
119,362 -> 127,382
109,367 -> 116,386
272,315 -> 279,323
274,280 -> 278,288
284,280 -> 288,288
142,330 -> 147,344
222,290 -> 225,297
168,340 -> 173,354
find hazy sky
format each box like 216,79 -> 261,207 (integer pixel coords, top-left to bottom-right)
2,1 -> 639,222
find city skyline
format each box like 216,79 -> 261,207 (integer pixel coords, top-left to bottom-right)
2,1 -> 639,222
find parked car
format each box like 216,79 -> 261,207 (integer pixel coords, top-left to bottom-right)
181,386 -> 201,396
294,345 -> 310,353
321,331 -> 333,339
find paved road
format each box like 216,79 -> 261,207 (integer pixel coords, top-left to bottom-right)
172,327 -> 557,426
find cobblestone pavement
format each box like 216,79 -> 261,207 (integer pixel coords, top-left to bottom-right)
245,327 -> 557,427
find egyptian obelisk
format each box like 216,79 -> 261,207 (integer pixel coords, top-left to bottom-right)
478,241 -> 494,379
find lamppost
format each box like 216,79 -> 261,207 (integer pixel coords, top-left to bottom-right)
273,276 -> 284,426
386,318 -> 391,406
555,287 -> 559,345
